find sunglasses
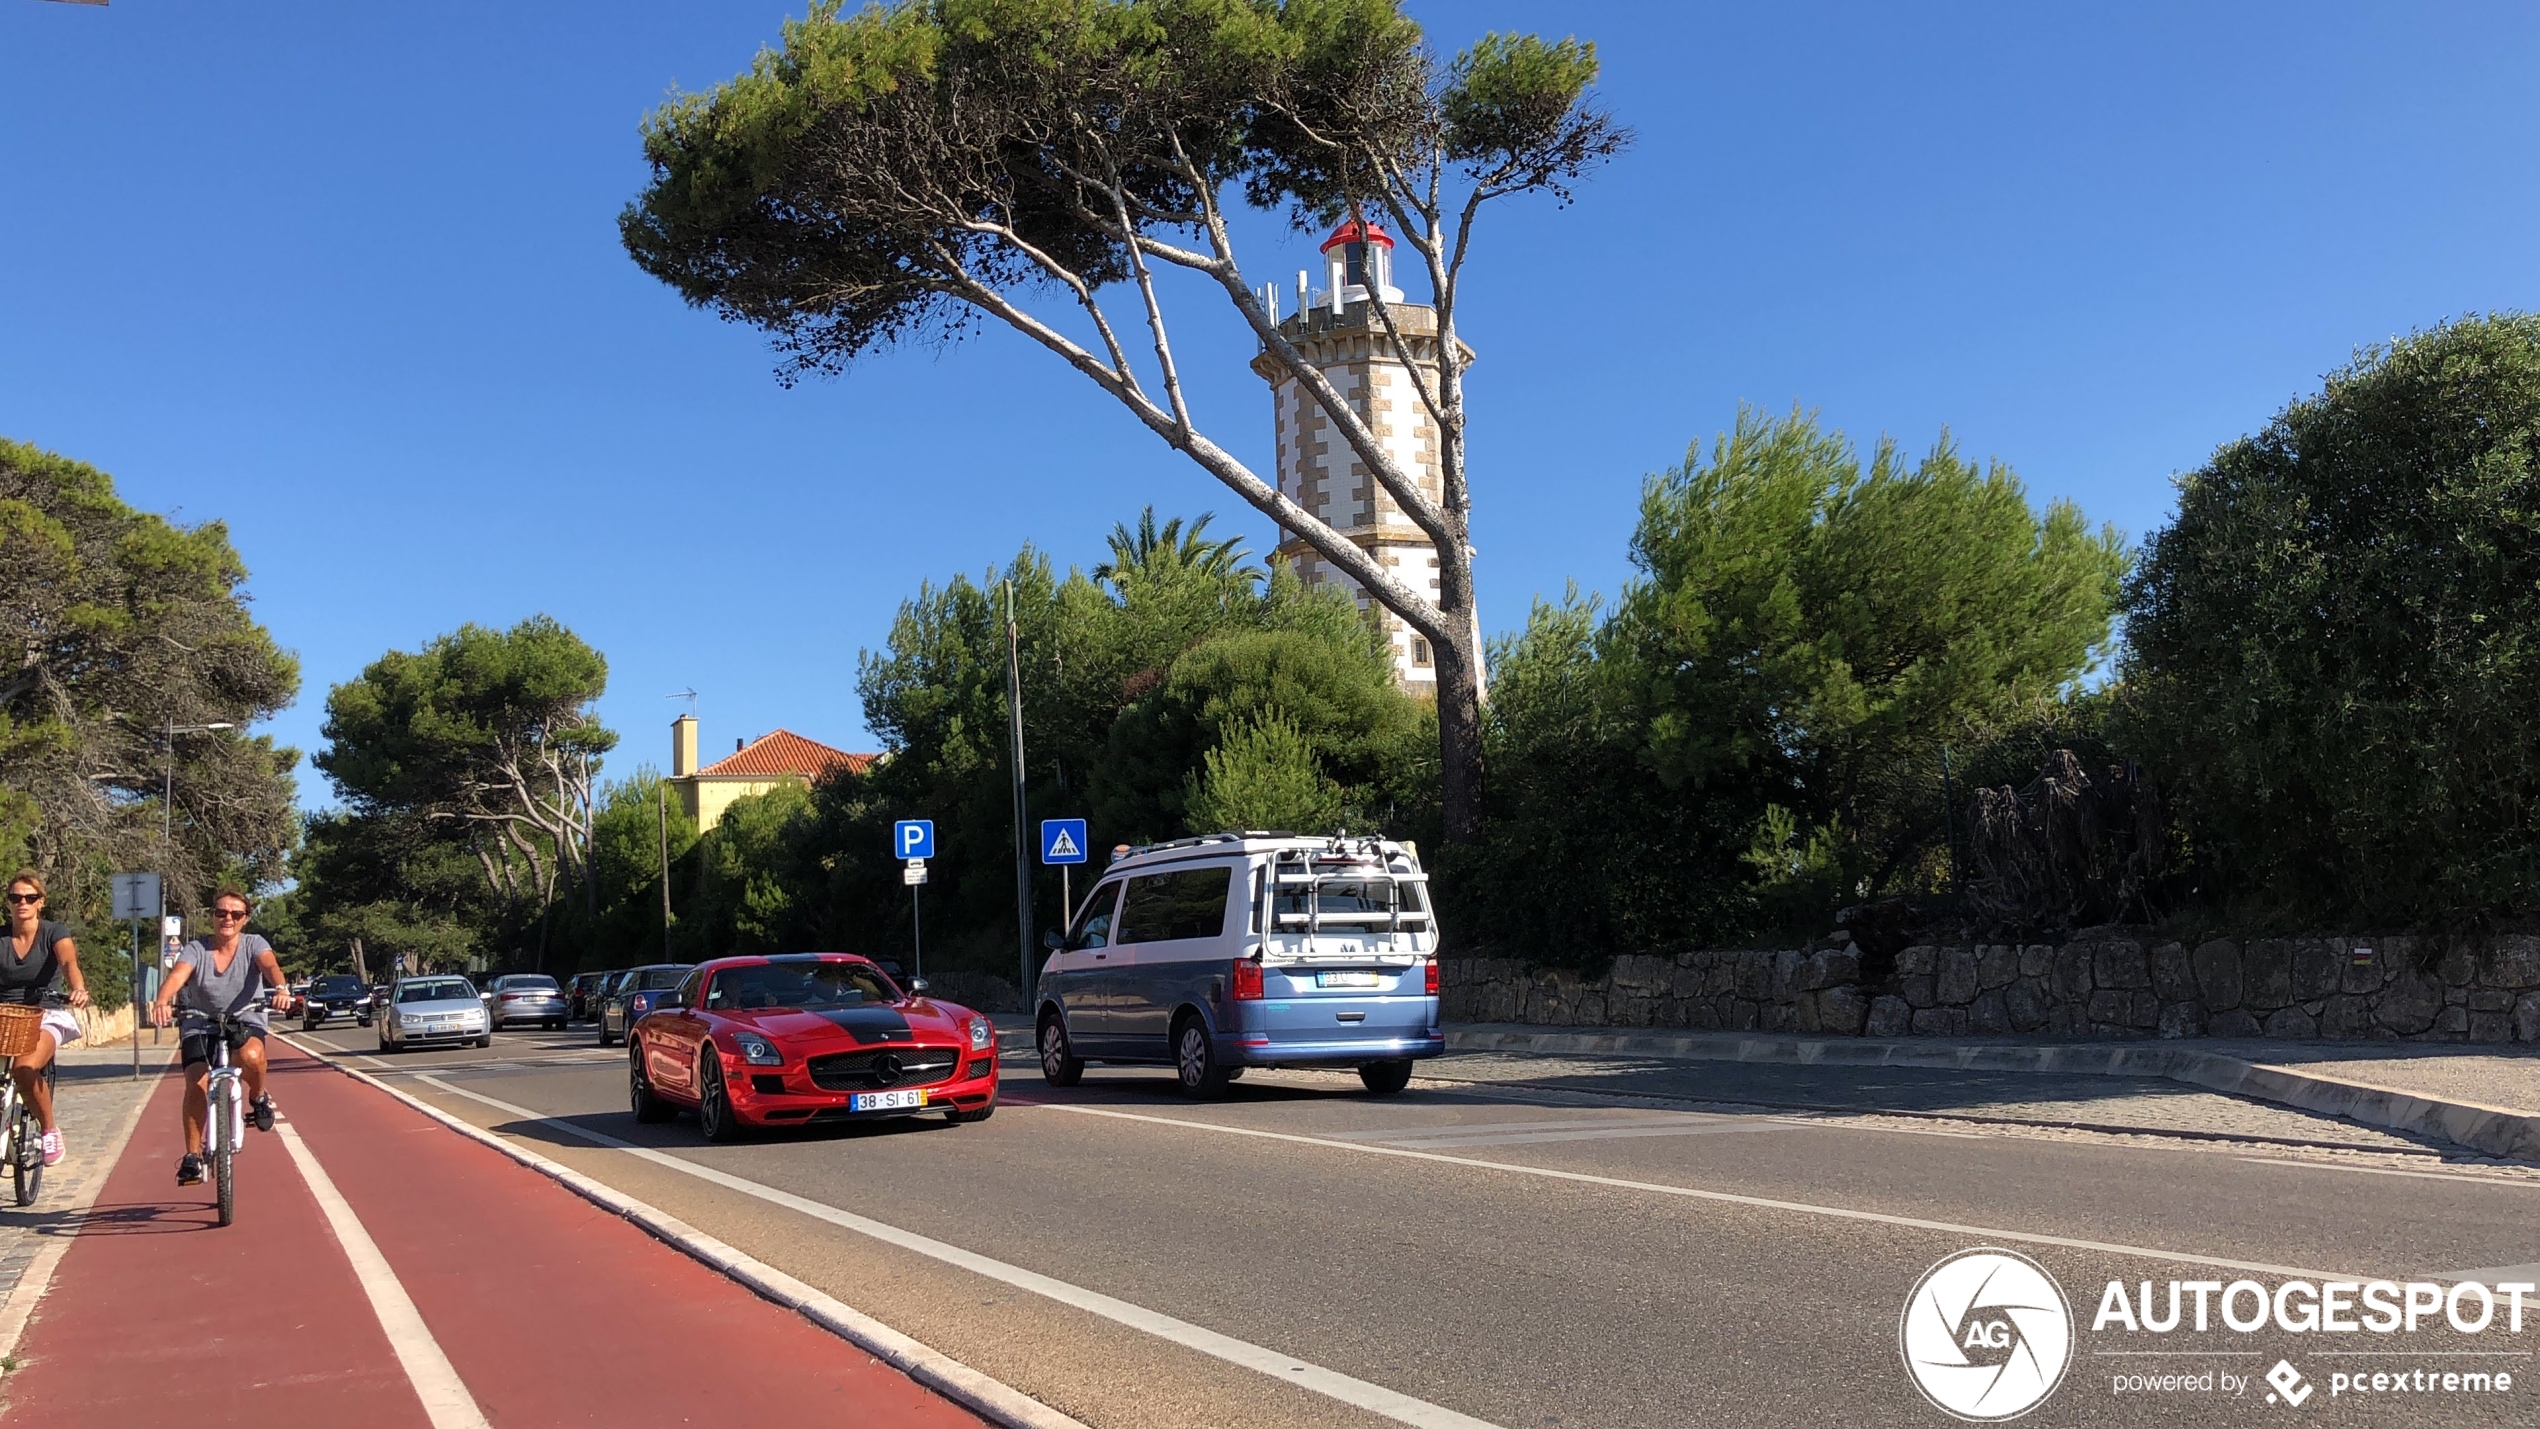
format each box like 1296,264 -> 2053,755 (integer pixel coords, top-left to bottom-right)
213,908 -> 250,920
4,894 -> 39,905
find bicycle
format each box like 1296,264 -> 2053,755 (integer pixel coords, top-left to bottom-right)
199,1010 -> 254,1227
0,995 -> 68,1208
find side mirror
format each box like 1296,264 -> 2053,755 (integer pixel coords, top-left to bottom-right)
906,977 -> 930,995
1042,928 -> 1066,951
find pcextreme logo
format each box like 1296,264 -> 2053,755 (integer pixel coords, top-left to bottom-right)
1900,1248 -> 2076,1421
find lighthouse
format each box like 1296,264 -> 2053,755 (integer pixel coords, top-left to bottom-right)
1251,219 -> 1470,690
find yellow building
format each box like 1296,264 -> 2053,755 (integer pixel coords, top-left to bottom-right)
665,714 -> 875,832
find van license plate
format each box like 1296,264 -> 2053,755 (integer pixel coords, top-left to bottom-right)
1316,972 -> 1381,988
851,1089 -> 927,1112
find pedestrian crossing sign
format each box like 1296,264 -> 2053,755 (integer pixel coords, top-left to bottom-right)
1040,818 -> 1088,865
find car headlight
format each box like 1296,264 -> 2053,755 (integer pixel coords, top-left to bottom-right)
734,1034 -> 783,1067
967,1017 -> 992,1051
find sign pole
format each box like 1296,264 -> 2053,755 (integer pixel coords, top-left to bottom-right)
130,917 -> 141,1081
1003,582 -> 1033,1009
912,881 -> 922,980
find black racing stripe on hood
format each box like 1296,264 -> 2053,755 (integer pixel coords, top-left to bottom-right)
814,1004 -> 916,1044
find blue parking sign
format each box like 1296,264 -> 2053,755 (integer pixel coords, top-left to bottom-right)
893,819 -> 935,860
1040,819 -> 1088,865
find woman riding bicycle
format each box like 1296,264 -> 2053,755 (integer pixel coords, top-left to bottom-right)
2,870 -> 92,1168
148,886 -> 292,1186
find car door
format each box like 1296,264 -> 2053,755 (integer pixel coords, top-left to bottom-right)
1044,880 -> 1126,1055
1111,863 -> 1241,1058
643,971 -> 709,1097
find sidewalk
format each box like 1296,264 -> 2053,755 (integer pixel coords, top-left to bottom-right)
0,1038 -> 990,1427
1443,1023 -> 2540,1161
0,1037 -> 177,1353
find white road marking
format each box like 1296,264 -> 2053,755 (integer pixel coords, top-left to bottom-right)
300,1033 -> 350,1052
411,1076 -> 1504,1429
275,1123 -> 491,1429
1376,1122 -> 1797,1150
2432,1262 -> 2540,1284
1321,1115 -> 1731,1140
1038,1104 -> 2370,1282
2235,1156 -> 2540,1188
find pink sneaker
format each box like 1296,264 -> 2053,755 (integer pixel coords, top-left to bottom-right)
39,1129 -> 63,1166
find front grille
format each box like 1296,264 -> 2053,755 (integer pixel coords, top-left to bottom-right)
963,1059 -> 995,1082
806,1047 -> 960,1091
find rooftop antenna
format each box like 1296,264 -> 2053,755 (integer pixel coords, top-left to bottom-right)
666,688 -> 698,717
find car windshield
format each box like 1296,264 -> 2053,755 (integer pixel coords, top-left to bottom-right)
633,967 -> 688,991
398,980 -> 476,1004
705,962 -> 900,1012
504,975 -> 559,991
313,976 -> 364,996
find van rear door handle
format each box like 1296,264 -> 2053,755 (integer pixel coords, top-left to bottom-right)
1336,1011 -> 1366,1022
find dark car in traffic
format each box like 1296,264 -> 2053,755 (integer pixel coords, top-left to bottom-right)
568,970 -> 612,1022
302,974 -> 373,1030
598,964 -> 691,1047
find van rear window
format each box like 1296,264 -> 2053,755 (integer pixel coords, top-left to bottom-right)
1116,868 -> 1233,944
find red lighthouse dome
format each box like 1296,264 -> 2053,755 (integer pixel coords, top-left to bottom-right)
1318,218 -> 1399,304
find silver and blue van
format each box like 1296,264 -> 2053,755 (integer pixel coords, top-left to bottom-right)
1034,833 -> 1442,1097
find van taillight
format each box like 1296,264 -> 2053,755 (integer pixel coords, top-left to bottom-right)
1423,959 -> 1438,996
1232,959 -> 1264,1000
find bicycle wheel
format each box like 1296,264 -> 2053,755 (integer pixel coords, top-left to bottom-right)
10,1103 -> 38,1208
213,1094 -> 235,1227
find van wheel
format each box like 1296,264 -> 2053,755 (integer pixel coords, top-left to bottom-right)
1037,1015 -> 1083,1088
1174,1016 -> 1229,1099
1358,1060 -> 1414,1095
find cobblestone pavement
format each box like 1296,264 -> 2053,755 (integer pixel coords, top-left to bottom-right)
1411,1049 -> 2448,1154
0,1039 -> 176,1321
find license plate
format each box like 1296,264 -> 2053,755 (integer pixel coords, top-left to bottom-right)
851,1089 -> 927,1112
1316,971 -> 1381,988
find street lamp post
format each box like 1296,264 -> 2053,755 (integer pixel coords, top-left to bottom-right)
159,721 -> 234,1036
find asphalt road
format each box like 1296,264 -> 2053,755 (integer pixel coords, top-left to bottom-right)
278,1018 -> 2540,1429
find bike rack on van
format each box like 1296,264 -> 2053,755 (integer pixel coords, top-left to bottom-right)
1264,843 -> 1432,958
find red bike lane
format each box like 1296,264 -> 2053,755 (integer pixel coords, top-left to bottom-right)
5,1041 -> 987,1428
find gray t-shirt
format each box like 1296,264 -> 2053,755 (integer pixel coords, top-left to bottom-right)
175,934 -> 274,1032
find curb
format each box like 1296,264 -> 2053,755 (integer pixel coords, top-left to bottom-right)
1444,1027 -> 2540,1162
285,1040 -> 1089,1429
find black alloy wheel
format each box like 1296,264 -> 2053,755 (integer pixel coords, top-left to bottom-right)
697,1053 -> 744,1144
629,1042 -> 673,1123
1358,1059 -> 1414,1095
1173,1016 -> 1229,1099
1037,1016 -> 1082,1087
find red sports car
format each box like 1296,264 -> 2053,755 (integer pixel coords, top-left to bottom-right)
625,953 -> 999,1142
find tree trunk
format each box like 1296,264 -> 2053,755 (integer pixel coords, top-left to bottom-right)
1434,621 -> 1486,845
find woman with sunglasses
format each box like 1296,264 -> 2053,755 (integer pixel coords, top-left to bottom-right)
1,870 -> 91,1167
148,886 -> 292,1187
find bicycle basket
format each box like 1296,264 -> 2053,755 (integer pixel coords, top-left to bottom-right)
0,1004 -> 45,1058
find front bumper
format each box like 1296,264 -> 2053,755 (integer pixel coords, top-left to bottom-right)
392,1020 -> 487,1045
724,1048 -> 1000,1126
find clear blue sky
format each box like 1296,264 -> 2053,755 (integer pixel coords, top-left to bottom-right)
6,2 -> 2536,806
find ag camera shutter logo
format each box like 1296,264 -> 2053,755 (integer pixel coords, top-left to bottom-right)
1901,1248 -> 2075,1420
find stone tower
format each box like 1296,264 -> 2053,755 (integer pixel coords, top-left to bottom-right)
1250,220 -> 1469,691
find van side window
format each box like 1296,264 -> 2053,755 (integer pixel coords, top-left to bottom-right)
1069,885 -> 1120,950
1116,867 -> 1235,945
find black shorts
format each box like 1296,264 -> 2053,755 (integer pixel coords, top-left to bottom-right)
179,1023 -> 262,1068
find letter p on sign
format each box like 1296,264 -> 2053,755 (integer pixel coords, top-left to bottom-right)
893,820 -> 936,860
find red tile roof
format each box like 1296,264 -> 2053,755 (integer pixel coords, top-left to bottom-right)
695,730 -> 877,781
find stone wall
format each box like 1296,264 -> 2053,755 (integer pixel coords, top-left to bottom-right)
1441,932 -> 2540,1043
